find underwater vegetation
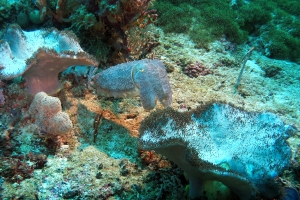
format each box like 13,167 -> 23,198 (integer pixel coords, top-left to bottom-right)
0,0 -> 158,64
155,0 -> 300,62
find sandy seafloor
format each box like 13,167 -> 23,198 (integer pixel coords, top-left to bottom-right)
0,7 -> 300,200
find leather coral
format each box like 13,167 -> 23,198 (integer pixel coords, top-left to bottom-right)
139,103 -> 296,199
0,24 -> 98,95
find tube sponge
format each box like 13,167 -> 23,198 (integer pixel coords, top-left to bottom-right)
94,59 -> 172,110
28,92 -> 72,135
139,103 -> 296,199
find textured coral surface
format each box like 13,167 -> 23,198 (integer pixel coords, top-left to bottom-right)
139,103 -> 296,199
28,92 -> 73,135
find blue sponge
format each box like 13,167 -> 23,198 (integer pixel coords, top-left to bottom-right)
139,103 -> 297,199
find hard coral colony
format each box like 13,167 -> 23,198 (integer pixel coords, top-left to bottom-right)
0,0 -> 299,199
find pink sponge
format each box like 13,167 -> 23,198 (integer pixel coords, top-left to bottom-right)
29,92 -> 72,135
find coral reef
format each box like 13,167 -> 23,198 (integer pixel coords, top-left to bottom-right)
139,103 -> 297,199
0,24 -> 98,95
282,187 -> 300,200
80,0 -> 158,61
0,156 -> 34,183
25,0 -> 158,63
28,92 -> 72,136
0,153 -> 47,183
142,165 -> 186,199
94,59 -> 172,110
0,0 -> 299,199
184,61 -> 212,78
0,88 -> 5,105
154,0 -> 300,62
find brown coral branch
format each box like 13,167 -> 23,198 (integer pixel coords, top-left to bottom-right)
93,112 -> 103,143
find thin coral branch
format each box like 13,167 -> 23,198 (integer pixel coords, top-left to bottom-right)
87,66 -> 98,89
234,47 -> 255,94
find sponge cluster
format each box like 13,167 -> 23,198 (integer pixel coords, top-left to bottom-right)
29,92 -> 72,135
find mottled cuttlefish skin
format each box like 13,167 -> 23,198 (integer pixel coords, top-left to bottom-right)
94,59 -> 172,110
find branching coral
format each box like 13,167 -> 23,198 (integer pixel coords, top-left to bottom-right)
93,59 -> 172,110
139,103 -> 297,199
55,0 -> 157,61
30,0 -> 158,62
96,0 -> 158,60
127,26 -> 160,60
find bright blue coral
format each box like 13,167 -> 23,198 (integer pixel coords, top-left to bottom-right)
93,59 -> 172,110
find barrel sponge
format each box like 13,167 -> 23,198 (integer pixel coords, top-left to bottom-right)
29,92 -> 72,135
94,59 -> 172,110
139,103 -> 297,199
